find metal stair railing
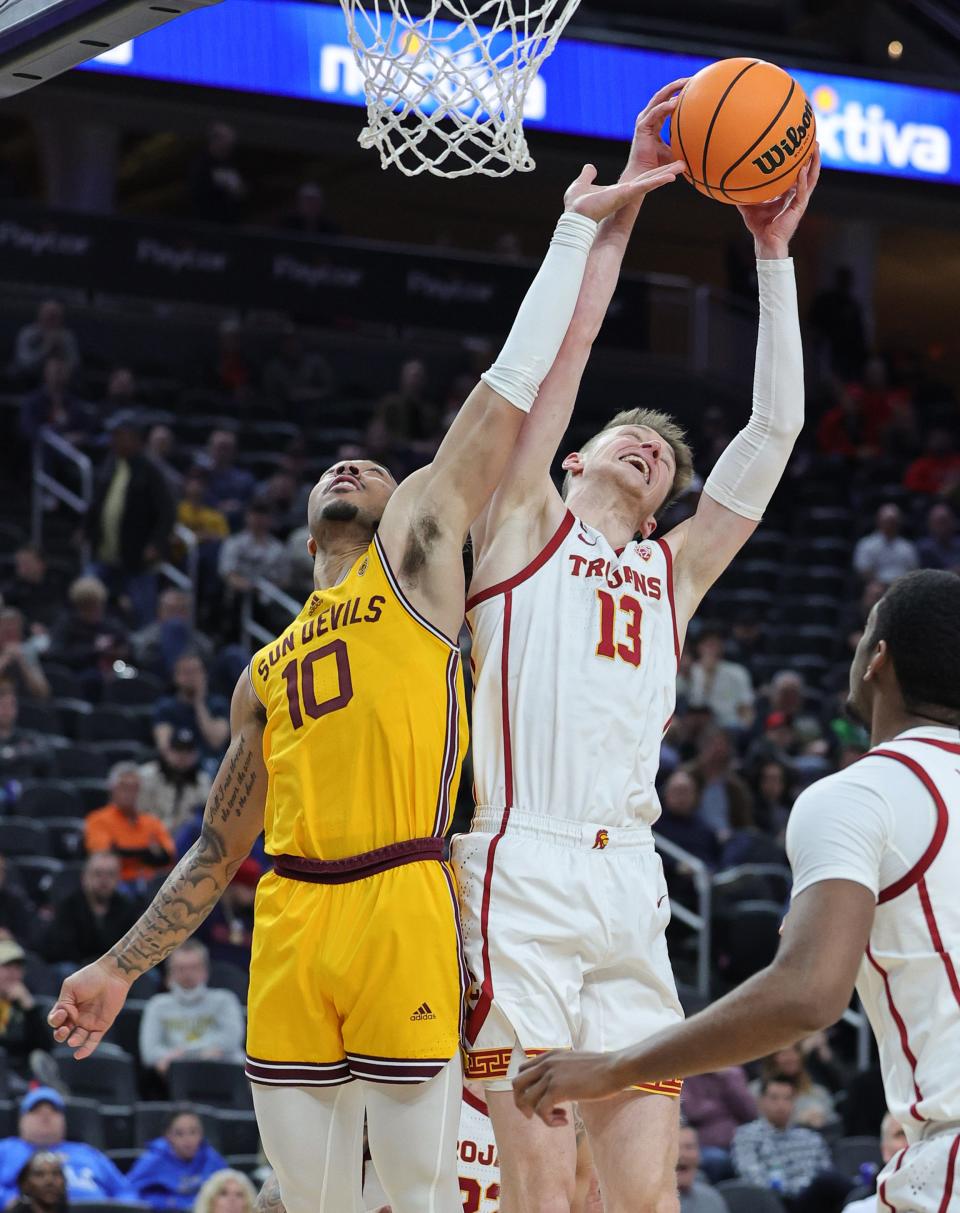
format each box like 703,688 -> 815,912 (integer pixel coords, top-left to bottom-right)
31,428 -> 93,560
240,576 -> 302,651
654,834 -> 712,999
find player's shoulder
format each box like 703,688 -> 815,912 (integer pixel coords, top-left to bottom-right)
791,754 -> 895,816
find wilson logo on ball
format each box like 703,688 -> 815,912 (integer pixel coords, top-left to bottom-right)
752,101 -> 815,175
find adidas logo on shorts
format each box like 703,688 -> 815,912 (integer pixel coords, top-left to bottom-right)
410,1002 -> 436,1021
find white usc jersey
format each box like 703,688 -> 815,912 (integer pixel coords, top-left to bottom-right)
457,1089 -> 500,1212
857,735 -> 960,1136
466,510 -> 680,829
787,728 -> 960,1210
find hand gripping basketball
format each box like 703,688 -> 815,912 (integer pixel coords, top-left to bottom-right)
624,78 -> 691,177
564,161 -> 684,224
47,959 -> 131,1060
737,142 -> 822,259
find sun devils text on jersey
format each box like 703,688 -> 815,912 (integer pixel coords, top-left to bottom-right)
245,534 -> 469,1086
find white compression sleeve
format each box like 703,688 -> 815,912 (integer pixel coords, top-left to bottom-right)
702,258 -> 804,521
481,211 -> 598,413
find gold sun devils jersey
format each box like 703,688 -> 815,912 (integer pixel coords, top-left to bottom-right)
249,534 -> 468,860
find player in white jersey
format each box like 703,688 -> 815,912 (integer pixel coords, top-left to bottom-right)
452,70 -> 821,1212
516,569 -> 960,1213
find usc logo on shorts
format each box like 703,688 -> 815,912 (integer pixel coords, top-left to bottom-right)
591,829 -> 609,850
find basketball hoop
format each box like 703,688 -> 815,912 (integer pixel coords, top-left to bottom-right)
337,0 -> 582,177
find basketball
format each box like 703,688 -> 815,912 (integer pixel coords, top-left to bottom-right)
670,57 -> 816,204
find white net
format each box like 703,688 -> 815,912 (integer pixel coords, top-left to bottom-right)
338,0 -> 582,177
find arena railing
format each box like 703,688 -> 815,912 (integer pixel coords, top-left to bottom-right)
156,524 -> 200,626
31,427 -> 93,561
240,576 -> 303,651
653,834 -> 712,999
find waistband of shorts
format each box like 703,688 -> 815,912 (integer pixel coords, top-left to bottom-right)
470,807 -> 654,848
272,838 -> 445,884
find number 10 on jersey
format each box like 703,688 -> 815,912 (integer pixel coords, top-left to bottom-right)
595,589 -> 643,667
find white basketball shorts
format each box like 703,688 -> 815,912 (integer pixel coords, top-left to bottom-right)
878,1132 -> 960,1212
451,808 -> 684,1094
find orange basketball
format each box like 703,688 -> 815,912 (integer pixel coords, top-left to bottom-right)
670,58 -> 816,205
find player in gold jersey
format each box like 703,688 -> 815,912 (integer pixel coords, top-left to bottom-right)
46,161 -> 684,1213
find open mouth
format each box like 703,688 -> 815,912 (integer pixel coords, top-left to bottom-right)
619,453 -> 651,485
329,474 -> 361,491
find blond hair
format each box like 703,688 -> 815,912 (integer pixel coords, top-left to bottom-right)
562,408 -> 695,517
194,1169 -> 258,1213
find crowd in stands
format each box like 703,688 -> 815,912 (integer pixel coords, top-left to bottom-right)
0,192 -> 957,1212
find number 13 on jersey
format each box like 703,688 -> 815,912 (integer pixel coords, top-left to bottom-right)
595,589 -> 643,667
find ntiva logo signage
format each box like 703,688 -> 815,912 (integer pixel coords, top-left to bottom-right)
799,75 -> 953,181
76,0 -> 960,187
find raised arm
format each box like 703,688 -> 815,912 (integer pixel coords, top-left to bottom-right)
472,84 -> 687,552
668,145 -> 821,625
377,162 -> 681,639
48,671 -> 267,1059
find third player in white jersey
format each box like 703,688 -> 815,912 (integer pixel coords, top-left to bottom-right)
467,513 -> 679,830
516,570 -> 960,1213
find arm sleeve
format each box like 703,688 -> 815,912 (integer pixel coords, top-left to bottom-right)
786,771 -> 893,900
702,259 -> 804,521
481,212 -> 598,413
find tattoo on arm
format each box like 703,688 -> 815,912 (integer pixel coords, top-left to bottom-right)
255,1173 -> 285,1213
107,732 -> 258,980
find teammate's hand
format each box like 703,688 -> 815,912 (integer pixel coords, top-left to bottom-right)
565,161 -> 684,223
47,958 -> 132,1060
512,1049 -> 627,1124
737,142 -> 821,259
623,78 -> 689,178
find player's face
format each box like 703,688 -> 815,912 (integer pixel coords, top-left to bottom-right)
578,426 -> 675,533
310,460 -> 398,527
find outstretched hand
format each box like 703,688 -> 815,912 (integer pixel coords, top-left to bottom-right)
623,77 -> 689,177
47,958 -> 131,1060
512,1049 -> 627,1125
565,160 -> 684,224
737,142 -> 821,259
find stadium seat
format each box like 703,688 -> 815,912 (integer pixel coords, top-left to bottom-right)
90,740 -> 155,766
63,1098 -> 106,1150
715,901 -> 784,987
796,537 -> 851,567
0,817 -> 50,857
23,954 -> 60,996
41,663 -> 85,700
53,745 -> 111,780
208,960 -> 250,1005
15,700 -> 62,735
832,1135 -> 883,1177
56,1050 -> 139,1105
778,595 -> 841,628
45,817 -> 88,862
11,857 -> 63,904
46,859 -> 86,904
104,1001 -> 147,1060
715,1181 -> 787,1212
102,673 -> 167,708
88,705 -> 154,745
803,507 -> 854,537
714,863 -> 792,906
101,1104 -> 136,1151
71,1204 -> 151,1212
106,1149 -> 142,1174
213,1110 -> 260,1156
793,626 -> 841,659
0,1098 -> 14,1136
167,1058 -> 253,1109
16,780 -> 84,819
781,566 -> 848,600
73,778 -> 111,814
53,697 -> 95,741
